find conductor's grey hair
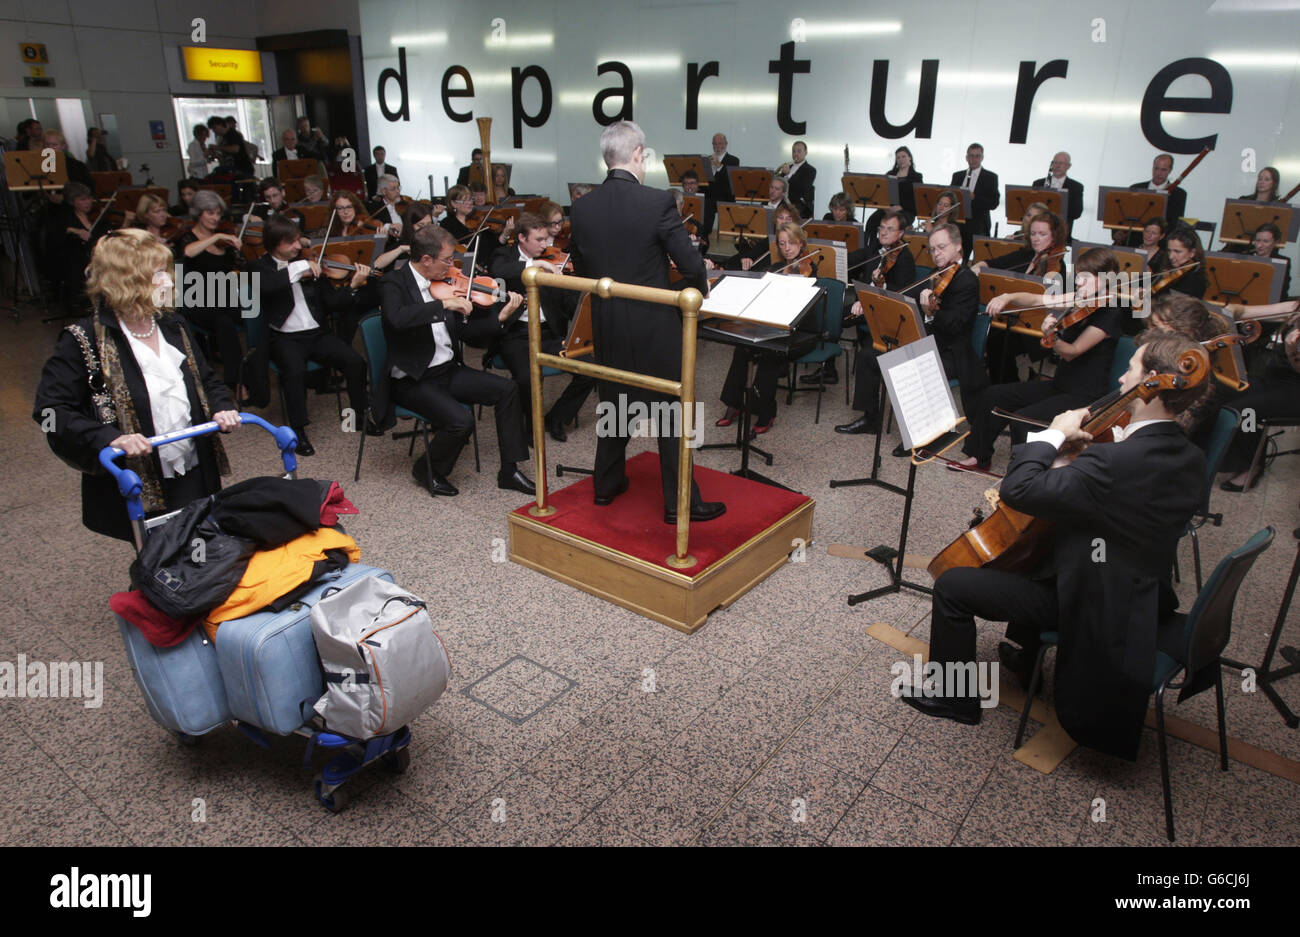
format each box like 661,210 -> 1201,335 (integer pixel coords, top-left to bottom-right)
600,121 -> 645,169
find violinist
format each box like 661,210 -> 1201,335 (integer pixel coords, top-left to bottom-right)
1243,223 -> 1291,301
765,176 -> 789,210
716,220 -> 813,435
908,331 -> 1208,756
439,184 -> 476,242
487,212 -> 595,442
491,164 -> 516,204
256,178 -> 309,247
1218,304 -> 1300,492
776,140 -> 816,219
833,211 -> 918,430
917,190 -> 960,234
366,175 -> 407,238
173,190 -> 246,396
823,192 -> 856,225
918,223 -> 988,430
671,188 -> 709,256
299,175 -> 328,205
327,191 -> 387,239
364,146 -> 398,200
1145,226 -> 1207,312
170,178 -> 200,218
52,181 -> 98,314
538,200 -> 571,257
246,215 -> 372,456
469,182 -> 489,208
129,194 -> 178,246
731,202 -> 799,271
379,225 -> 534,498
679,171 -> 708,254
970,210 -> 1067,280
1139,216 -> 1167,268
953,248 -> 1126,471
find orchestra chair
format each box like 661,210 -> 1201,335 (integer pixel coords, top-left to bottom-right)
1109,335 -> 1136,390
1178,407 -> 1240,592
1246,416 -> 1300,483
354,313 -> 478,482
243,310 -> 342,429
780,278 -> 845,424
1015,526 -> 1275,842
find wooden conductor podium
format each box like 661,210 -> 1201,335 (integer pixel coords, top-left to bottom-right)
1218,198 -> 1296,248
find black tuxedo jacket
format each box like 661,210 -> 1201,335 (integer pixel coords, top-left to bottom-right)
950,167 -> 1001,235
1031,175 -> 1085,233
365,163 -> 399,199
569,169 -> 707,381
853,240 -> 917,297
927,266 -> 985,391
1001,422 -> 1205,760
784,162 -> 816,219
705,153 -> 740,204
1129,179 -> 1187,223
487,245 -> 576,336
249,253 -> 351,332
378,263 -> 502,378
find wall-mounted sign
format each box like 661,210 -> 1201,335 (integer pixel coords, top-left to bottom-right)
181,46 -> 263,83
149,120 -> 166,141
23,76 -> 53,88
214,82 -> 232,94
19,42 -> 48,64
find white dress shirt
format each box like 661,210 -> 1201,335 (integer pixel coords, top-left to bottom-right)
391,265 -> 454,378
187,139 -> 210,179
271,258 -> 320,333
282,147 -> 298,160
962,167 -> 981,191
121,324 -> 198,477
1047,174 -> 1066,190
517,248 -> 545,325
1027,418 -> 1171,450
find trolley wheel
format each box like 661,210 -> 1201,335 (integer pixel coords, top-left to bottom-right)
382,747 -> 410,775
314,776 -> 349,813
176,732 -> 201,747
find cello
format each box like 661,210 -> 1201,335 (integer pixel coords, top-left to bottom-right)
926,344 -> 1211,579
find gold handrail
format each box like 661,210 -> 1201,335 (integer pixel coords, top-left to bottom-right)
521,267 -> 704,568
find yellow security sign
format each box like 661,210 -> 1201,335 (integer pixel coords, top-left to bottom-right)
181,47 -> 263,83
20,43 -> 48,64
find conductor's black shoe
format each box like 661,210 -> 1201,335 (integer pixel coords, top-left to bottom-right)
997,642 -> 1034,688
799,366 -> 838,385
498,469 -> 536,496
835,415 -> 880,435
293,429 -> 314,457
898,690 -> 981,725
594,477 -> 629,506
664,501 -> 727,524
411,458 -> 458,496
891,443 -> 909,458
545,415 -> 568,442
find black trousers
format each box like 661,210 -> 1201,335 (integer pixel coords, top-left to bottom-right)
182,306 -> 244,389
269,327 -> 366,430
497,326 -> 596,428
593,382 -> 702,509
851,342 -> 883,415
393,363 -> 527,477
929,567 -> 1058,700
720,347 -> 782,424
1222,371 -> 1300,473
963,380 -> 1089,464
984,329 -> 1044,385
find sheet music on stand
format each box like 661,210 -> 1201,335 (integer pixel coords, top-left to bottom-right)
878,335 -> 962,451
700,271 -> 822,329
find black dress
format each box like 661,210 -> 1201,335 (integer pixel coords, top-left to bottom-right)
173,231 -> 246,389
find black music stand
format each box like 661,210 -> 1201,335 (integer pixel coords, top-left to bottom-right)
1222,529 -> 1300,728
4,148 -> 67,320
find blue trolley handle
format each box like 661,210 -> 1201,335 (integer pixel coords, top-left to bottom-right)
98,413 -> 299,525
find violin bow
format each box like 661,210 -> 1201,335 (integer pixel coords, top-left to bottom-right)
897,262 -> 958,296
316,210 -> 336,266
460,207 -> 496,244
771,249 -> 822,275
846,241 -> 908,278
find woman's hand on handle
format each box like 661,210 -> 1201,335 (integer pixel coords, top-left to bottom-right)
213,411 -> 240,432
109,433 -> 151,457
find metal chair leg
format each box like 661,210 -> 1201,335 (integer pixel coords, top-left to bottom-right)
814,368 -> 823,424
353,420 -> 366,482
1214,663 -> 1229,772
1191,526 -> 1204,592
1155,684 -> 1175,842
1014,644 -> 1050,749
421,422 -> 434,490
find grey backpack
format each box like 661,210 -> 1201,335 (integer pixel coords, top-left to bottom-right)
310,575 -> 450,738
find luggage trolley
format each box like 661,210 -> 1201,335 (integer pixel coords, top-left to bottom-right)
101,414 -> 412,812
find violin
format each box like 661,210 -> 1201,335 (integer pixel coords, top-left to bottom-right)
1026,247 -> 1067,278
429,268 -> 510,307
926,263 -> 958,314
319,253 -> 379,281
551,218 -> 572,252
538,245 -> 573,272
927,344 -> 1212,580
872,246 -> 901,286
1148,261 -> 1197,297
1040,299 -> 1102,349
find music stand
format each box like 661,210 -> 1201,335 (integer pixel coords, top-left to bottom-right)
682,194 -> 704,228
1099,186 -> 1166,234
663,155 -> 708,188
1218,198 -> 1297,248
903,233 -> 935,269
1005,185 -> 1066,227
717,202 -> 770,244
804,239 -> 845,281
803,221 -> 862,253
841,173 -> 897,223
973,236 -> 1025,265
561,293 -> 593,359
727,166 -> 772,203
295,203 -> 331,233
314,236 -> 378,268
1201,334 -> 1250,392
276,158 -> 319,182
89,170 -> 131,196
4,149 -> 66,192
1072,239 -> 1148,275
913,184 -> 970,224
1222,529 -> 1300,728
981,270 -> 1049,333
1202,251 -> 1285,306
198,182 -> 232,202
113,186 -> 168,215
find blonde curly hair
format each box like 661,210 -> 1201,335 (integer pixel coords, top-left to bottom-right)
86,227 -> 174,321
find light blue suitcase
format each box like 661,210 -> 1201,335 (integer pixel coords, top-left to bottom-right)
215,563 -> 395,735
116,615 -> 233,736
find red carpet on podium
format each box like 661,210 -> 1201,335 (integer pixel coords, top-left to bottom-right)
512,452 -> 811,576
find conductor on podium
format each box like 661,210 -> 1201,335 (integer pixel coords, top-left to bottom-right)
568,121 -> 726,524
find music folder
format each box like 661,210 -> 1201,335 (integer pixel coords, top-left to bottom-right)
699,270 -> 823,344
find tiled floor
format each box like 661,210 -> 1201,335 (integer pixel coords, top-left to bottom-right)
3,301 -> 1298,847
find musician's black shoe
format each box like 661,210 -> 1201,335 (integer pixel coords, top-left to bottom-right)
997,642 -> 1035,689
545,415 -> 568,443
293,429 -> 314,457
594,477 -> 629,506
365,419 -> 386,437
891,443 -> 909,458
664,501 -> 727,524
411,457 -> 458,496
898,689 -> 981,725
498,469 -> 536,496
835,415 -> 880,435
799,366 -> 838,385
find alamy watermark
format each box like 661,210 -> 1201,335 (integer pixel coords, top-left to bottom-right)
594,393 -> 706,448
889,653 -> 1000,709
152,264 -> 261,319
0,655 -> 104,708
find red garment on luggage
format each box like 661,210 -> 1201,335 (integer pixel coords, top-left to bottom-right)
111,590 -> 199,647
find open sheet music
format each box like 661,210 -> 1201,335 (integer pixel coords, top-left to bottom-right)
701,272 -> 822,329
878,335 -> 960,450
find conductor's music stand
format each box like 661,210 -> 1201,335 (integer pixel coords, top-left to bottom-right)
803,221 -> 862,253
727,166 -> 772,203
1100,186 -> 1166,235
913,184 -> 970,224
1005,185 -> 1066,227
1218,198 -> 1296,248
1202,251 -> 1284,306
663,155 -> 708,188
841,173 -> 897,224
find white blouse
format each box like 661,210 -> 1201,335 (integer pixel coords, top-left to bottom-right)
121,324 -> 197,478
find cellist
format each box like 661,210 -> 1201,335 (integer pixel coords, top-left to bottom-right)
952,248 -> 1126,472
904,331 -> 1208,764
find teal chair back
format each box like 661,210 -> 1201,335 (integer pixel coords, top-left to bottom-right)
1178,526 -> 1274,680
1109,335 -> 1136,389
359,313 -> 388,399
972,312 -> 991,359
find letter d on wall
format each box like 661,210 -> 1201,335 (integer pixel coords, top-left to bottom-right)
379,47 -> 410,122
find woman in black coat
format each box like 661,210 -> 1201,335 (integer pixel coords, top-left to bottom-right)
35,228 -> 238,543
